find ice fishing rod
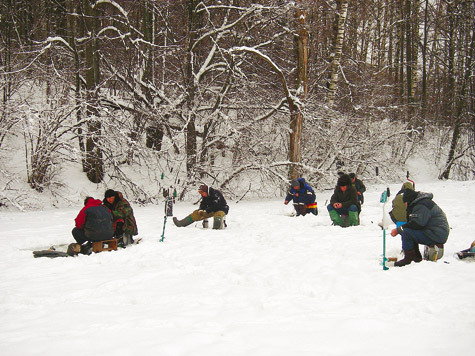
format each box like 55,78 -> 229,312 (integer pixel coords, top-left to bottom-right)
406,171 -> 415,189
380,187 -> 391,270
160,173 -> 176,242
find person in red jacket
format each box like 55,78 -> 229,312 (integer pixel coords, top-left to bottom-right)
72,197 -> 114,251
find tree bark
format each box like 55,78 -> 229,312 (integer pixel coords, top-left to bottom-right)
327,0 -> 348,106
289,5 -> 308,180
83,0 -> 104,183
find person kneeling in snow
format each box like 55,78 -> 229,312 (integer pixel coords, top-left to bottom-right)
390,190 -> 449,267
173,184 -> 229,229
71,197 -> 114,255
327,174 -> 360,227
284,178 -> 318,216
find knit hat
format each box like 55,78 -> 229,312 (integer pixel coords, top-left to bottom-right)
337,174 -> 351,187
198,184 -> 208,194
104,189 -> 116,198
291,179 -> 299,189
402,189 -> 418,204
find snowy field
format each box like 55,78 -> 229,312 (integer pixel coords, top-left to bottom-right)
0,180 -> 474,356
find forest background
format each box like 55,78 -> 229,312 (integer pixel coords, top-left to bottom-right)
0,0 -> 473,210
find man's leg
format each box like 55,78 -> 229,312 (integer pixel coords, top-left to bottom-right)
348,205 -> 359,226
212,211 -> 226,229
400,228 -> 437,251
72,228 -> 87,244
327,204 -> 343,226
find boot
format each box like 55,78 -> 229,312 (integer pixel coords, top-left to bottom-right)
213,216 -> 223,229
348,211 -> 359,226
423,244 -> 444,261
329,209 -> 343,226
394,249 -> 418,267
413,244 -> 423,262
436,244 -> 444,259
173,215 -> 193,227
80,242 -> 92,255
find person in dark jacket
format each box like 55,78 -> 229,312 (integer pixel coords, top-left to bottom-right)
173,184 -> 229,229
327,174 -> 361,227
390,190 -> 449,267
389,182 -> 414,227
72,197 -> 114,251
103,189 -> 138,246
284,178 -> 318,216
349,173 -> 366,205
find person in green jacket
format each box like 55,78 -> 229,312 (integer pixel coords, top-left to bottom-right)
327,174 -> 361,227
103,189 -> 138,246
389,182 -> 414,227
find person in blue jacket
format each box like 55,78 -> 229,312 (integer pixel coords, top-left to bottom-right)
284,178 -> 318,216
390,189 -> 449,267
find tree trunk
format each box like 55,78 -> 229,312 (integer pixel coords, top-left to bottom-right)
83,0 -> 103,183
327,0 -> 348,106
440,5 -> 473,180
183,0 -> 199,180
289,5 -> 308,180
421,0 -> 429,118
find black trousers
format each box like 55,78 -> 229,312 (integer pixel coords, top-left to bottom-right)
72,228 -> 87,244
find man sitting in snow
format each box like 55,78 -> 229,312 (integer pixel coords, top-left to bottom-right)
103,189 -> 138,246
71,197 -> 114,255
173,184 -> 229,229
327,174 -> 360,227
284,178 -> 318,216
390,189 -> 449,267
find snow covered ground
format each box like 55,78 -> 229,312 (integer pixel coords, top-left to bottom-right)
1,180 -> 474,356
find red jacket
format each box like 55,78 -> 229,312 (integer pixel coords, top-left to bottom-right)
75,199 -> 104,229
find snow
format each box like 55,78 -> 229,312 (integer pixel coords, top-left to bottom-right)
1,180 -> 474,356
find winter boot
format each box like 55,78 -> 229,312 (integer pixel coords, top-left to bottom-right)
413,244 -> 423,262
173,215 -> 193,227
348,211 -> 359,226
423,244 -> 444,261
213,216 -> 223,229
394,249 -> 418,267
329,209 -> 343,226
80,242 -> 92,255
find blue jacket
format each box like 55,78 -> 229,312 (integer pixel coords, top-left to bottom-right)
399,192 -> 449,244
285,178 -> 316,205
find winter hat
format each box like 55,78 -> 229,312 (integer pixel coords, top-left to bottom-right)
349,173 -> 356,179
104,189 -> 116,198
402,189 -> 418,204
198,184 -> 208,194
401,182 -> 414,190
291,179 -> 300,189
337,174 -> 351,187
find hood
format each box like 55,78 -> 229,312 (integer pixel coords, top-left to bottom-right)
401,182 -> 414,191
408,192 -> 434,206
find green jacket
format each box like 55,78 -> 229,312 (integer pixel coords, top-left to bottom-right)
389,182 -> 414,223
330,184 -> 361,213
105,192 -> 138,236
